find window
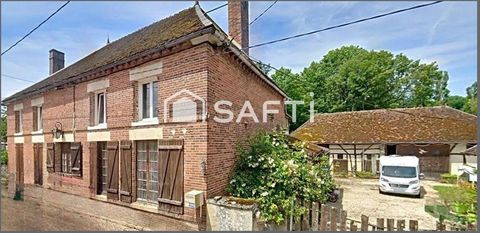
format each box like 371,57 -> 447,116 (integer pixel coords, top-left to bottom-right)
337,154 -> 344,160
95,92 -> 106,125
61,143 -> 72,173
33,106 -> 43,132
137,141 -> 159,204
14,110 -> 22,133
140,81 -> 158,120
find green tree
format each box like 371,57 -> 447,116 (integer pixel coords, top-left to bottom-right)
271,45 -> 451,131
446,95 -> 467,110
463,81 -> 477,115
0,106 -> 6,142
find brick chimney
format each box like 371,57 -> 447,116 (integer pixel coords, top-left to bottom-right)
228,0 -> 249,54
49,49 -> 64,75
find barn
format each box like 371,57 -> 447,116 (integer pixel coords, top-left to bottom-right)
291,106 -> 477,179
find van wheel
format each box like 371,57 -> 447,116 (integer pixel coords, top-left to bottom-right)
416,193 -> 422,198
379,189 -> 384,194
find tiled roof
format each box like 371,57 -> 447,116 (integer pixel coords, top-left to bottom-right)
292,106 -> 477,144
3,6 -> 208,103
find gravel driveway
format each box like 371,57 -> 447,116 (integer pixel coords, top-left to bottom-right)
335,178 -> 443,230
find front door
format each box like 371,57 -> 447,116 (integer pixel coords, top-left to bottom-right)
33,143 -> 43,185
15,144 -> 24,188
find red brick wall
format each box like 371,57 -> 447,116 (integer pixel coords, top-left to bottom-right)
5,41 -> 286,222
205,45 -> 287,197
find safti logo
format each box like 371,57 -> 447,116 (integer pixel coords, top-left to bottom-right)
164,89 -> 206,123
164,89 -> 316,124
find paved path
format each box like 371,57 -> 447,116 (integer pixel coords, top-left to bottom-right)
1,185 -> 198,231
335,178 -> 447,230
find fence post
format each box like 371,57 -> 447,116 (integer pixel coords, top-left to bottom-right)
377,218 -> 384,231
319,204 -> 329,231
303,200 -> 311,231
409,220 -> 418,231
339,210 -> 347,231
330,207 -> 338,231
361,215 -> 369,231
397,220 -> 405,231
311,202 -> 319,230
387,219 -> 394,231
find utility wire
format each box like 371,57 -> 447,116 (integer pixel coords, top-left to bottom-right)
248,1 -> 443,49
1,74 -> 36,83
1,1 -> 71,56
205,3 -> 227,14
250,1 -> 278,25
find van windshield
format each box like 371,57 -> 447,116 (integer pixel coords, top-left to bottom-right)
382,166 -> 417,178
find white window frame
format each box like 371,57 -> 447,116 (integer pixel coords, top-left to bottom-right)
95,92 -> 107,126
32,105 -> 43,134
133,78 -> 159,127
88,90 -> 107,130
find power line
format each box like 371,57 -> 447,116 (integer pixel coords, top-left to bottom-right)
248,1 -> 443,49
250,1 -> 278,25
1,74 -> 36,83
1,1 -> 71,56
205,3 -> 227,14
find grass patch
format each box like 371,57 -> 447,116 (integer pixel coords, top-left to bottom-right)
433,185 -> 477,225
355,171 -> 377,179
440,173 -> 458,184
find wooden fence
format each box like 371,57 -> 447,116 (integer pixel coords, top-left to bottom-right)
287,202 -> 476,231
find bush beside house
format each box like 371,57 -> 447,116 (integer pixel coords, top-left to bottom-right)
227,130 -> 334,224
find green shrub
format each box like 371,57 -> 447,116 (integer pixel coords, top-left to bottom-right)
0,150 -> 7,165
355,171 -> 377,179
227,130 -> 334,224
433,185 -> 477,224
440,173 -> 458,184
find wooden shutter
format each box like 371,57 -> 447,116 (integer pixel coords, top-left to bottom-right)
15,144 -> 24,186
89,93 -> 96,126
89,142 -> 98,194
14,111 -> 20,133
54,143 -> 62,172
71,142 -> 82,176
46,143 -> 55,172
106,141 -> 119,200
32,107 -> 38,131
120,141 -> 133,203
157,139 -> 184,214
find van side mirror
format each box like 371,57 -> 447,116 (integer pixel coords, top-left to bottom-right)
419,173 -> 425,180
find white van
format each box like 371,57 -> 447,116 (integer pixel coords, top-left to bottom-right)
378,155 -> 423,197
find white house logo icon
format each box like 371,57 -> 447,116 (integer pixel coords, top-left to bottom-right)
164,89 -> 206,123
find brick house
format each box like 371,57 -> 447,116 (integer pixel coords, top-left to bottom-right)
291,106 -> 477,178
3,2 -> 287,225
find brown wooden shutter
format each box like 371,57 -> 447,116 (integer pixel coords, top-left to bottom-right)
157,139 -> 184,214
106,141 -> 119,200
54,143 -> 62,172
89,93 -> 96,126
70,142 -> 82,176
89,142 -> 98,194
46,143 -> 55,172
15,144 -> 24,186
120,141 -> 133,203
14,111 -> 20,133
32,107 -> 38,131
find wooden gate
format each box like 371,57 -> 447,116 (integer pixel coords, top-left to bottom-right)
15,144 -> 24,188
157,139 -> 184,214
33,143 -> 43,185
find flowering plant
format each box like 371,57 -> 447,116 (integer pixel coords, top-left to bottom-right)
227,130 -> 334,224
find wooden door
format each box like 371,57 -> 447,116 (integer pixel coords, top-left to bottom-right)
33,144 -> 43,185
157,139 -> 184,214
15,144 -> 24,188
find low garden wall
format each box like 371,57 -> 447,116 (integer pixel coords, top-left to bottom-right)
206,196 -> 264,231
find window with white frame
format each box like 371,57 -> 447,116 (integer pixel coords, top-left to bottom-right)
139,81 -> 158,120
33,106 -> 43,132
95,92 -> 106,125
